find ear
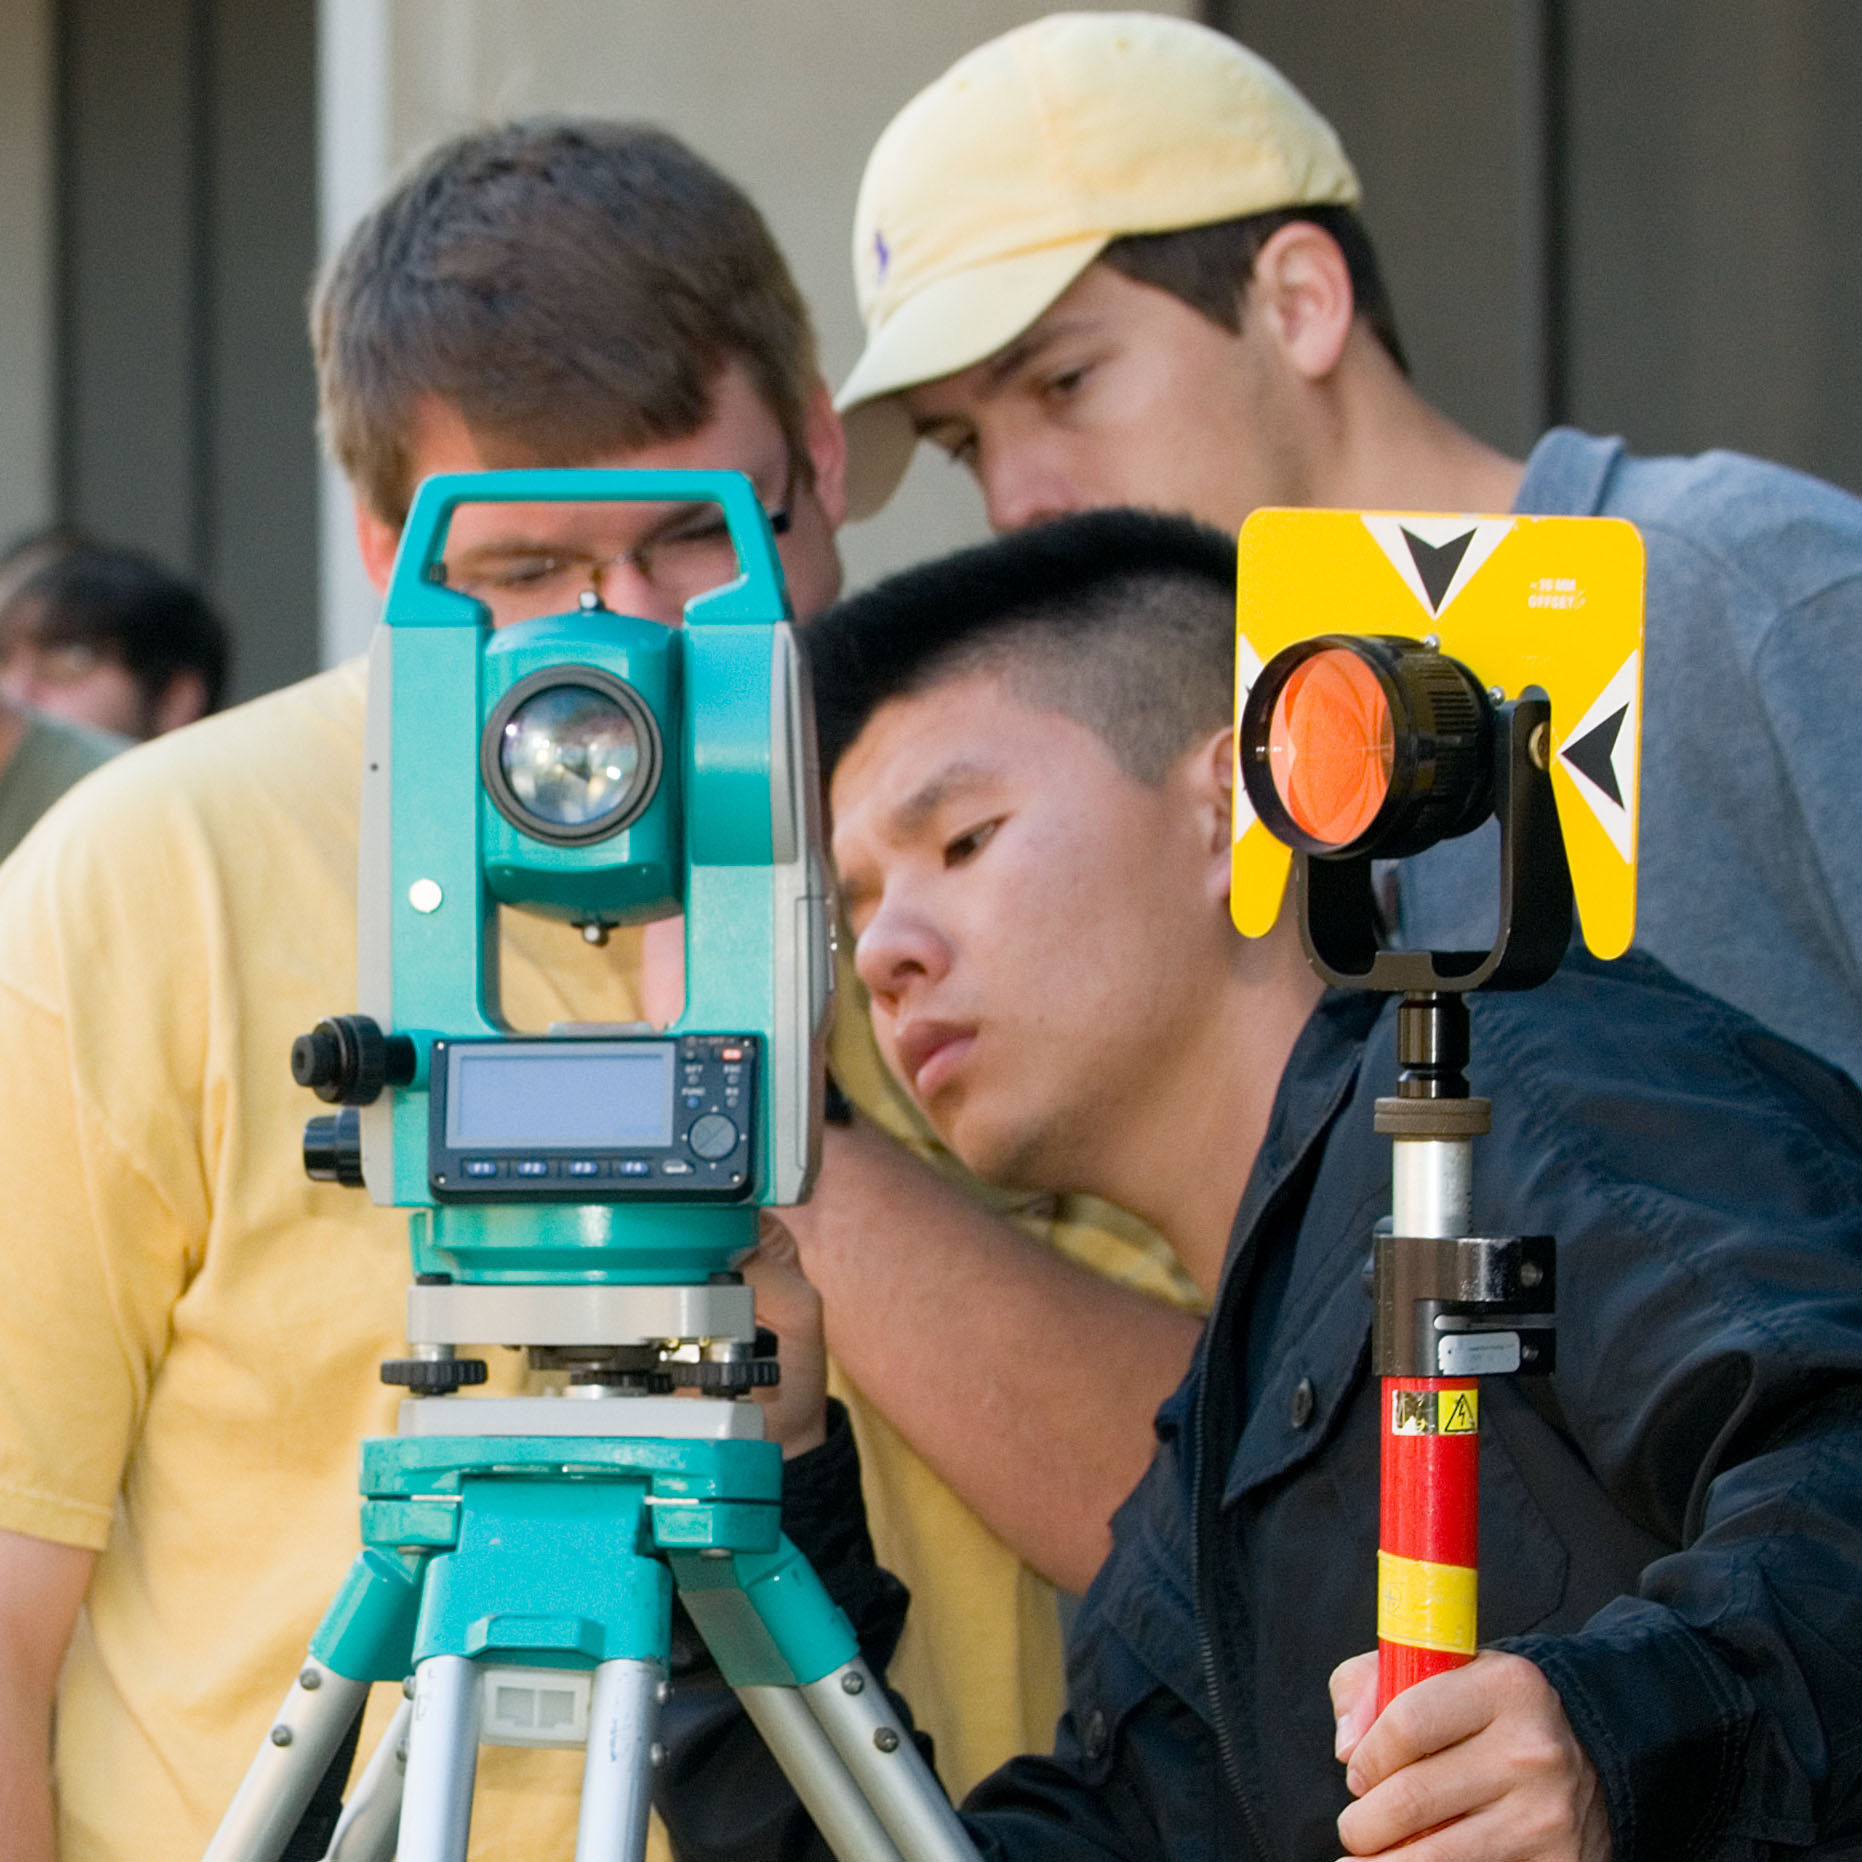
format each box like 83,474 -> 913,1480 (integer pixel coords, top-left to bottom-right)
800,377 -> 848,530
353,494 -> 401,596
1248,221 -> 1356,384
1183,724 -> 1238,906
152,667 -> 211,734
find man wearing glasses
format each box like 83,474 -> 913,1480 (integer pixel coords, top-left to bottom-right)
0,120 -> 1197,1862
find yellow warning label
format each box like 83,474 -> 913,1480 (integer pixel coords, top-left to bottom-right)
1388,1388 -> 1481,1435
1378,1550 -> 1478,1654
1231,509 -> 1645,957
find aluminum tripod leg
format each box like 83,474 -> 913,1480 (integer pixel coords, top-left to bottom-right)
800,1658 -> 976,1862
574,1658 -> 662,1862
736,1684 -> 905,1862
203,1660 -> 371,1862
397,1656 -> 482,1862
322,1699 -> 409,1862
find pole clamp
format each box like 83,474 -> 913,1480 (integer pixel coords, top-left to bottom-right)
1371,1232 -> 1556,1378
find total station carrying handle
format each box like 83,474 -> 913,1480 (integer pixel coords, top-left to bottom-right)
384,469 -> 791,632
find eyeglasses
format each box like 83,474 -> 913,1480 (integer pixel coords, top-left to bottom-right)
439,474 -> 795,624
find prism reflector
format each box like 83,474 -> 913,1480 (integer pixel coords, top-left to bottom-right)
1268,647 -> 1394,846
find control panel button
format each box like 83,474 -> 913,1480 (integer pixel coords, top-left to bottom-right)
515,1159 -> 549,1177
689,1114 -> 739,1161
618,1160 -> 650,1177
464,1159 -> 500,1178
567,1159 -> 600,1177
660,1159 -> 694,1176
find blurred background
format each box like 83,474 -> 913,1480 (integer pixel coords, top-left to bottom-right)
2,0 -> 1858,706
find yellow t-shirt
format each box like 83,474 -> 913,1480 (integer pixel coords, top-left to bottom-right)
0,658 -> 1202,1858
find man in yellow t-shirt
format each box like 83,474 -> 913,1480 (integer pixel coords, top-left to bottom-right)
0,121 -> 1201,1861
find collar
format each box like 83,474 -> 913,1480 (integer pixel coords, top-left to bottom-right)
1216,989 -> 1382,1301
1513,427 -> 1626,518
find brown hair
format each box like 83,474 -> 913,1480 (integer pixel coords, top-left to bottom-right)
1102,204 -> 1408,375
312,119 -> 820,523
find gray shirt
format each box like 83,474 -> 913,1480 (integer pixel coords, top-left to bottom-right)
0,709 -> 125,862
1399,428 -> 1862,1082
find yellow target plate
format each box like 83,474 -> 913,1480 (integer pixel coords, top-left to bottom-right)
1231,510 -> 1646,958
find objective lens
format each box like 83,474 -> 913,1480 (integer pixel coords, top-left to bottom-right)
483,668 -> 662,845
501,686 -> 643,828
1266,647 -> 1395,848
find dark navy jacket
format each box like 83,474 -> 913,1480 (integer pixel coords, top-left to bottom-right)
659,953 -> 1862,1860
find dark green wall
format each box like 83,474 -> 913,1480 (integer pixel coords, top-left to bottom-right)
1212,0 -> 1862,492
57,0 -> 320,702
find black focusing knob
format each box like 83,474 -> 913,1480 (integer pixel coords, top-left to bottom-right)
380,1357 -> 489,1393
303,1109 -> 364,1186
291,1015 -> 416,1105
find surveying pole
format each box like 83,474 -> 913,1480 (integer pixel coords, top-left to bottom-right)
1370,992 -> 1553,1708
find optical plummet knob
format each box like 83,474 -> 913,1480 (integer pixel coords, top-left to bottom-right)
291,1015 -> 416,1105
303,1110 -> 364,1187
380,1357 -> 489,1393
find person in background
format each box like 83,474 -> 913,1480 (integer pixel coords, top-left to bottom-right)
0,531 -> 126,858
0,543 -> 229,740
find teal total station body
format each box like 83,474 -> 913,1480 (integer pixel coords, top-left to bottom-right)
356,467 -> 833,1285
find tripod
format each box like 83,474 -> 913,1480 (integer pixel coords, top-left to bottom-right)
203,1281 -> 978,1862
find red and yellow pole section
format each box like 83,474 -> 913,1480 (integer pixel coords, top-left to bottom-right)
1377,1375 -> 1479,1710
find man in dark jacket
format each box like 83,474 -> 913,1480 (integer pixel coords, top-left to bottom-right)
658,509 -> 1862,1859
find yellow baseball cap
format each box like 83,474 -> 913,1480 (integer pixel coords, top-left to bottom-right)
836,11 -> 1360,519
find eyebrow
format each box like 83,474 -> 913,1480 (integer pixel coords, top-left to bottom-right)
908,318 -> 1103,437
889,758 -> 999,836
984,316 -> 1101,389
444,501 -> 720,569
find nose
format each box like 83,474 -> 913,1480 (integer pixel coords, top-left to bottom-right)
977,444 -> 1084,534
852,888 -> 951,1012
590,560 -> 686,630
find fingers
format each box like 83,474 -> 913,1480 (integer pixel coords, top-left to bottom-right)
1344,1654 -> 1511,1798
1337,1787 -> 1595,1862
753,1209 -> 801,1268
1336,1653 -> 1605,1862
740,1215 -> 828,1459
1329,1651 -> 1380,1762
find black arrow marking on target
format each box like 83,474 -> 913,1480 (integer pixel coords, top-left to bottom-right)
1401,527 -> 1475,612
1561,704 -> 1627,808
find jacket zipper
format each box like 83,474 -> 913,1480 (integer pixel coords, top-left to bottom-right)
1191,1318 -> 1271,1861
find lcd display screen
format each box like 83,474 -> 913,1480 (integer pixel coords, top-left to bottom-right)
445,1042 -> 674,1149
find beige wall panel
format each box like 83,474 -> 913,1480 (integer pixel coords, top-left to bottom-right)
0,0 -> 55,544
367,0 -> 1195,596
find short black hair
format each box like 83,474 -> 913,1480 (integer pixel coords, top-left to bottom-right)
808,509 -> 1237,787
1102,204 -> 1409,375
1,546 -> 231,716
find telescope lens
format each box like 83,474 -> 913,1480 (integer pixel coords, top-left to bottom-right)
501,686 -> 644,828
483,670 -> 663,845
1266,647 -> 1395,848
